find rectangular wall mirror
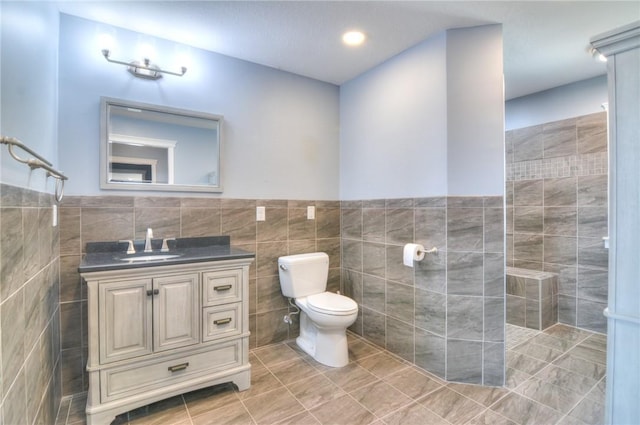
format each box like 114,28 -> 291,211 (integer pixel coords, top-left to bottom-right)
100,97 -> 223,193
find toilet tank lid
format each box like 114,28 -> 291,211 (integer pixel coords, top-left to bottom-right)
278,252 -> 328,265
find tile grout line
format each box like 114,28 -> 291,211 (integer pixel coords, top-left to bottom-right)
503,328 -> 605,424
63,325 -> 604,425
247,347 -> 324,424
265,337 -> 421,424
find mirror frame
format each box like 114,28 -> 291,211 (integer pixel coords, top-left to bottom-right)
100,97 -> 223,193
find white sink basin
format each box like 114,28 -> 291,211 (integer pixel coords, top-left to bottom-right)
120,254 -> 181,262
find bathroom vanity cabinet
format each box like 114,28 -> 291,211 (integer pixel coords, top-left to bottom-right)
79,242 -> 253,425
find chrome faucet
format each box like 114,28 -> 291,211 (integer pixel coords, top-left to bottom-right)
161,237 -> 176,252
144,228 -> 154,252
119,240 -> 136,254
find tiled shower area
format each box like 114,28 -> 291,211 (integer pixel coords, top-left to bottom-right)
506,111 -> 609,334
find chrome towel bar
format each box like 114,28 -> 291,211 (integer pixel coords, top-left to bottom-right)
1,135 -> 68,202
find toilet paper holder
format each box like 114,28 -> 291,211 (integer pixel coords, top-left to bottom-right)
418,246 -> 438,256
403,243 -> 438,267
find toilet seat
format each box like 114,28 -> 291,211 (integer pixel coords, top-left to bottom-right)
306,292 -> 358,316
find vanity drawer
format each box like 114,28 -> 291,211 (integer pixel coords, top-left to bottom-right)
101,340 -> 242,402
203,303 -> 242,342
202,269 -> 242,306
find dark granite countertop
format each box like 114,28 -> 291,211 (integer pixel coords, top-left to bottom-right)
78,236 -> 254,273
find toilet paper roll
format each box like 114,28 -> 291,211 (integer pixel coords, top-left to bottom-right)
403,243 -> 425,267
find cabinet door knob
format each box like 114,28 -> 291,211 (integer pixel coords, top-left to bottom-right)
146,289 -> 160,296
213,284 -> 232,292
214,317 -> 232,325
168,362 -> 189,372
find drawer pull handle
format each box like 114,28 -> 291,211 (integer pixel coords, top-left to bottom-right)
168,362 -> 189,372
214,317 -> 232,325
146,289 -> 159,296
214,284 -> 232,292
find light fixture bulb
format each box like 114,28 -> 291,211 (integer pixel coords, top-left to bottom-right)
589,47 -> 607,63
99,33 -> 114,50
138,43 -> 156,60
342,31 -> 366,46
176,52 -> 191,69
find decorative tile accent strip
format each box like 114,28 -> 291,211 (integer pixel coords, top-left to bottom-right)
507,152 -> 608,181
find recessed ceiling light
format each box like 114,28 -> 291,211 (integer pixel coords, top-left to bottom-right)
342,31 -> 366,46
588,46 -> 607,62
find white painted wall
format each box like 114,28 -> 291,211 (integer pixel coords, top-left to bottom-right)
340,25 -> 504,199
57,14 -> 340,199
1,2 -> 59,192
340,32 -> 448,200
446,25 -> 504,196
505,75 -> 608,130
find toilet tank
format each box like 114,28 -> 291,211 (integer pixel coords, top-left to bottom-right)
278,252 -> 329,298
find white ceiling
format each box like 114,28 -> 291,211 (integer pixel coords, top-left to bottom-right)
57,1 -> 639,99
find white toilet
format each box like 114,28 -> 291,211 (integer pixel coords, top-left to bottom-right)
278,252 -> 358,367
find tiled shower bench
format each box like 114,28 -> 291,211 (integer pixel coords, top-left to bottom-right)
506,267 -> 558,330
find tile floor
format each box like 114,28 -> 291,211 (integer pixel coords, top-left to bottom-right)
56,324 -> 606,425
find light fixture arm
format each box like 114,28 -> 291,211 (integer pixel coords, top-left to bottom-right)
101,49 -> 187,79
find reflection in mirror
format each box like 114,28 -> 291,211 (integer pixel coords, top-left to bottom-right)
100,98 -> 223,192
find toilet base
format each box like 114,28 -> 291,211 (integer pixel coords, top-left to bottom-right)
296,312 -> 350,368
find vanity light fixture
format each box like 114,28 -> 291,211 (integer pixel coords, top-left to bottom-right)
342,30 -> 366,46
101,48 -> 187,80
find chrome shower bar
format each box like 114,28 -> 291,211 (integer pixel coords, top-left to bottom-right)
1,135 -> 68,202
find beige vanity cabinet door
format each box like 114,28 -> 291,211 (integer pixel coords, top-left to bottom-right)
99,278 -> 153,364
153,273 -> 200,352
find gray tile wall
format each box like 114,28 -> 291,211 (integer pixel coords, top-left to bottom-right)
0,184 -> 62,425
341,196 -> 505,386
59,193 -> 506,394
58,196 -> 341,397
506,112 -> 608,333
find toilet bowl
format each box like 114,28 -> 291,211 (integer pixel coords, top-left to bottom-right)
295,293 -> 358,367
278,253 -> 358,367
